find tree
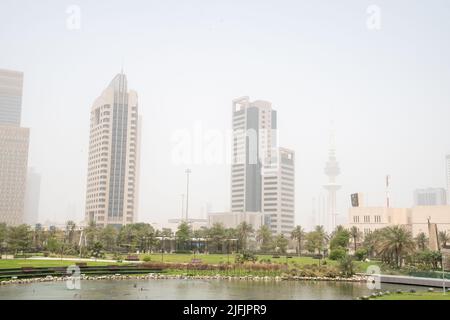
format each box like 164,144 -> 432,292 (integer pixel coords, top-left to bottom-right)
207,223 -> 226,253
349,226 -> 362,253
306,226 -> 328,255
362,229 -> 382,258
176,221 -> 192,251
236,222 -> 254,252
0,223 -> 7,253
117,223 -> 156,253
85,220 -> 99,248
338,255 -> 355,277
99,225 -> 118,251
414,232 -> 428,251
8,225 -> 32,254
257,225 -> 273,252
290,225 -> 306,256
274,234 -> 288,254
377,226 -> 415,268
438,231 -> 450,248
329,226 -> 350,250
329,247 -> 347,260
90,241 -> 104,259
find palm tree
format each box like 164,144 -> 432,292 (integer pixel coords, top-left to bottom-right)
314,225 -> 328,255
438,231 -> 450,248
236,222 -> 254,252
291,226 -> 306,256
349,226 -> 362,253
377,226 -> 415,268
414,232 -> 428,251
256,225 -> 273,252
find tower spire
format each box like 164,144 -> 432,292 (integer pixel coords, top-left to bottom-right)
323,122 -> 341,232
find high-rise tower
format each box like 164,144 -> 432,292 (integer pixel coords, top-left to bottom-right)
0,69 -> 29,226
231,96 -> 277,213
323,127 -> 341,232
85,72 -> 141,227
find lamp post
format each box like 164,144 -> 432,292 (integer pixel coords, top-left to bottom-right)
443,254 -> 446,295
185,169 -> 191,221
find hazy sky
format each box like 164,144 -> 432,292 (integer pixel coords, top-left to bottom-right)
1,0 -> 450,229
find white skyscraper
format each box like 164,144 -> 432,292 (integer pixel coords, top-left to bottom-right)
231,96 -> 277,213
262,147 -> 295,236
323,128 -> 341,232
85,72 -> 141,227
230,96 -> 295,235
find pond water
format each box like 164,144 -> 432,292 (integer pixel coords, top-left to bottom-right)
0,279 -> 423,300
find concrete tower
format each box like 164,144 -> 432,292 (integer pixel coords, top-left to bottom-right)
323,127 -> 341,232
85,72 -> 141,227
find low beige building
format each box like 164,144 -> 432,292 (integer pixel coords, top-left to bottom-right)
347,205 -> 450,237
208,211 -> 264,230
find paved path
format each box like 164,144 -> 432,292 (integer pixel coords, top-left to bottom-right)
362,273 -> 450,288
26,257 -> 142,264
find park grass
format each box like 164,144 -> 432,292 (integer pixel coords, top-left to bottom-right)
136,253 -> 376,272
0,259 -> 122,269
0,254 -> 378,274
371,291 -> 450,300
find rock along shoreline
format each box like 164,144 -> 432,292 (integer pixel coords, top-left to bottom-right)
0,273 -> 368,286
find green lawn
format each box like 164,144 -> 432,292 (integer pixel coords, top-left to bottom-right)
137,253 -> 375,272
372,291 -> 450,300
0,254 -> 377,273
0,259 -> 122,269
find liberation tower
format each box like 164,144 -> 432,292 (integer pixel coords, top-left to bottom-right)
323,127 -> 341,231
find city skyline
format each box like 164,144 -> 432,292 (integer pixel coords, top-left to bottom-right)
1,1 -> 450,229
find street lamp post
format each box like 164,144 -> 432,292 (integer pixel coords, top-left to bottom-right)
185,169 -> 191,221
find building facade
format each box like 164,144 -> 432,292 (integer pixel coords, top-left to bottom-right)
208,211 -> 264,231
230,96 -> 295,235
263,147 -> 295,236
413,188 -> 447,206
85,73 -> 141,228
0,69 -> 23,126
347,205 -> 450,237
231,96 -> 277,213
0,69 -> 29,226
24,167 -> 41,225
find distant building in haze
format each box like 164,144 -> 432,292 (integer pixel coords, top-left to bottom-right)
85,72 -> 141,228
24,167 -> 41,225
0,68 -> 29,226
413,188 -> 447,206
446,155 -> 450,204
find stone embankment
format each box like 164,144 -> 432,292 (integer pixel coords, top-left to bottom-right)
0,273 -> 367,285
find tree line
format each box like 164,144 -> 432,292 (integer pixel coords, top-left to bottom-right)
1,220 -> 449,270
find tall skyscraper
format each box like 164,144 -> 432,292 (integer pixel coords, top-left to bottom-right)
230,96 -> 295,235
231,96 -> 277,213
0,69 -> 23,126
0,68 -> 29,226
24,167 -> 41,225
323,128 -> 341,232
85,72 -> 141,228
263,147 -> 295,236
446,155 -> 450,205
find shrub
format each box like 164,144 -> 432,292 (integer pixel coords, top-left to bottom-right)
141,254 -> 152,262
338,255 -> 355,277
329,247 -> 347,261
354,248 -> 368,261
